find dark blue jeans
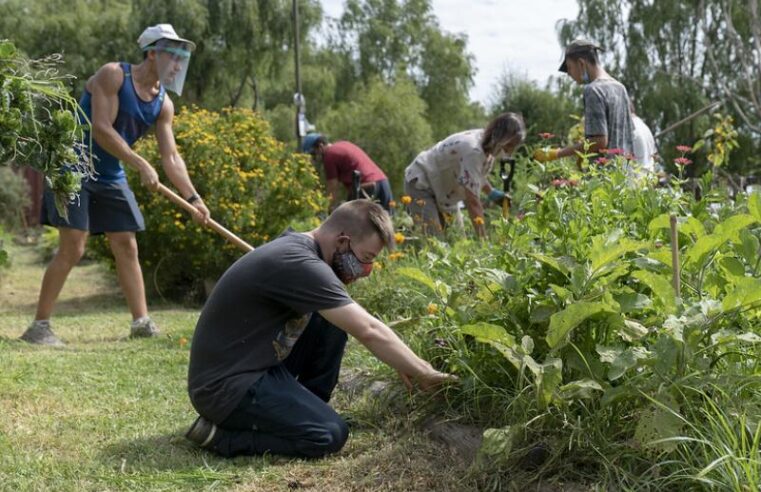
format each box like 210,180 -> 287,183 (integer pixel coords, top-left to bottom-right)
209,313 -> 349,458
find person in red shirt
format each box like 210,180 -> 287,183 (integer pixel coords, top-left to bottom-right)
302,134 -> 393,212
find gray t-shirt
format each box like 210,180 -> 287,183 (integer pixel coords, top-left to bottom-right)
584,78 -> 634,155
187,231 -> 352,423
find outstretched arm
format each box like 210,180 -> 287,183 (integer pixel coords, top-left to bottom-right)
319,302 -> 455,391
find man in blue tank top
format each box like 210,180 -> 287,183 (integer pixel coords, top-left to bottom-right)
21,24 -> 210,346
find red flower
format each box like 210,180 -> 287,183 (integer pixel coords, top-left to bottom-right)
674,157 -> 692,166
595,157 -> 609,165
676,145 -> 692,153
538,132 -> 555,140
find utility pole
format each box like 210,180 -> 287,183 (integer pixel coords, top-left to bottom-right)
293,0 -> 304,150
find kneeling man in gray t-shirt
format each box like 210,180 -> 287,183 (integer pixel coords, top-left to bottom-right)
185,200 -> 455,458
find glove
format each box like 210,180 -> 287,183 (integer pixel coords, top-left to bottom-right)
487,188 -> 506,202
533,148 -> 560,162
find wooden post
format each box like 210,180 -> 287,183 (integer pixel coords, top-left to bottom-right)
157,184 -> 254,253
670,215 -> 680,297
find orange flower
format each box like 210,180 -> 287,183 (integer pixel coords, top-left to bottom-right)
473,216 -> 485,225
388,200 -> 397,208
394,232 -> 405,244
401,195 -> 412,205
427,303 -> 439,315
388,252 -> 405,261
179,337 -> 188,348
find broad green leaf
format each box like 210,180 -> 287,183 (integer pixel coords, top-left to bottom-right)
478,425 -> 520,462
460,322 -> 516,346
648,214 -> 705,239
680,217 -> 707,239
717,256 -> 745,279
460,323 -> 522,369
738,230 -> 760,266
711,329 -> 761,345
632,270 -> 677,314
532,357 -> 563,410
590,236 -> 644,272
648,248 -> 673,267
686,214 -> 758,268
714,213 -> 758,236
749,192 -> 761,222
608,346 -> 651,380
530,253 -> 569,276
546,302 -> 615,348
647,214 -> 670,237
722,277 -> 761,312
549,284 -> 573,302
396,267 -> 436,293
633,256 -> 668,272
621,320 -> 649,341
684,234 -> 727,269
614,292 -> 653,313
559,379 -> 603,400
634,395 -> 683,454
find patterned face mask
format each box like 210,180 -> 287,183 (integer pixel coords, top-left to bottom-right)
331,241 -> 373,284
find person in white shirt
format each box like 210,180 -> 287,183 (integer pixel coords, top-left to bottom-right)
630,102 -> 658,174
403,113 -> 525,238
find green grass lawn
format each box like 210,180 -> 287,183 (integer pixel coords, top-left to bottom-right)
0,241 -> 473,492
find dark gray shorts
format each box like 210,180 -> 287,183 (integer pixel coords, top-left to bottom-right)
41,179 -> 145,234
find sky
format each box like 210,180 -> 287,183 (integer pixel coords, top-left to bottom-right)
319,0 -> 580,106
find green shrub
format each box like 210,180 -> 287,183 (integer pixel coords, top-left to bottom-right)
0,167 -> 30,230
92,107 -> 327,301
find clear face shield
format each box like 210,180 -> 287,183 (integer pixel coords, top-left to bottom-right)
145,39 -> 192,96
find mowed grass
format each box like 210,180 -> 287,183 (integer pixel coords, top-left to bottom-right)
0,241 -> 475,492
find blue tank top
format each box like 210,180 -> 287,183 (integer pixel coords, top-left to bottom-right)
79,63 -> 165,182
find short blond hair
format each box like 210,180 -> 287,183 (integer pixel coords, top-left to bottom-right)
322,200 -> 396,250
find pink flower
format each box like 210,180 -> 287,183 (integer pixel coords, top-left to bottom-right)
606,148 -> 625,155
674,157 -> 693,166
676,145 -> 692,153
538,132 -> 555,140
595,157 -> 609,165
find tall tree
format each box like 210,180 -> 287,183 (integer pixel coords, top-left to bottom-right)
330,0 -> 482,139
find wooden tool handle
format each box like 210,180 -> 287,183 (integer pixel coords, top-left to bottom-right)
157,183 -> 254,253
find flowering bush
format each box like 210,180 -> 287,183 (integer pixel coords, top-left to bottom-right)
94,107 -> 327,300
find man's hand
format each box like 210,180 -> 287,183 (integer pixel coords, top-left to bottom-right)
139,163 -> 160,191
398,366 -> 458,393
192,200 -> 211,224
533,148 -> 560,163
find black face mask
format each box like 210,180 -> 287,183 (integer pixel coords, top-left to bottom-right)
331,242 -> 373,284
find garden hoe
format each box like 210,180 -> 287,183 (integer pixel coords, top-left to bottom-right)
157,184 -> 254,253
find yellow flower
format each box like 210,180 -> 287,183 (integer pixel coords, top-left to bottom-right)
394,232 -> 405,244
388,252 -> 405,261
401,195 -> 412,205
427,303 -> 439,315
474,216 -> 485,225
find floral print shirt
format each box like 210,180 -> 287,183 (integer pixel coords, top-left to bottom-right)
404,129 -> 493,212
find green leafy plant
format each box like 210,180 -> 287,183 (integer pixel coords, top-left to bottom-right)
0,39 -> 92,216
